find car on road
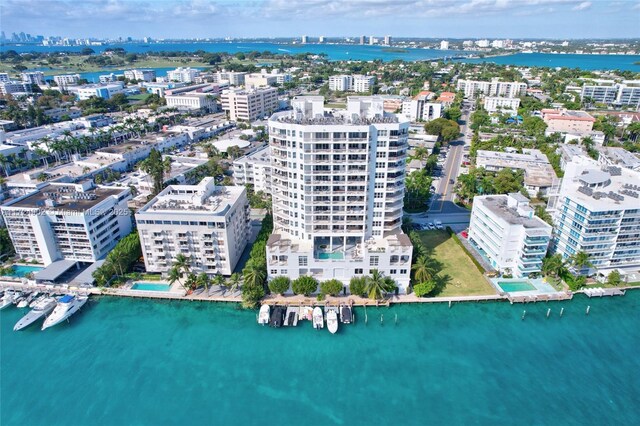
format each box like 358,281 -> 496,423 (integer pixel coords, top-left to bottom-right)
449,179 -> 455,184
428,222 -> 435,230
461,230 -> 469,239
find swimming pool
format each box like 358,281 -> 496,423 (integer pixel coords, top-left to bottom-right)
318,252 -> 344,260
4,265 -> 44,277
131,282 -> 172,292
498,281 -> 536,292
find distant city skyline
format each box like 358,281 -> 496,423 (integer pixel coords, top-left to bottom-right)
1,0 -> 640,40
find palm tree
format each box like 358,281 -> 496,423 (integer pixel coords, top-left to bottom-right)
243,262 -> 266,289
168,266 -> 185,290
365,269 -> 396,300
570,251 -> 592,274
196,272 -> 210,291
185,273 -> 198,291
412,255 -> 436,283
542,254 -> 566,278
173,253 -> 192,277
0,154 -> 9,177
228,273 -> 242,292
213,273 -> 226,287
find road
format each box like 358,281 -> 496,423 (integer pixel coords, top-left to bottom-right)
408,102 -> 473,230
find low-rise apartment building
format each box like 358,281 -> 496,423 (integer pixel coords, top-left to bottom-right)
167,67 -> 200,83
53,74 -> 81,87
483,96 -> 521,114
469,193 -> 552,277
233,146 -> 272,192
220,87 -> 279,121
328,75 -> 376,93
542,108 -> 596,134
245,70 -> 292,88
135,178 -> 250,276
456,78 -> 527,99
581,80 -> 640,108
75,82 -> 125,100
21,71 -> 45,85
1,182 -> 132,266
401,91 -> 442,121
165,92 -> 218,112
124,69 -> 156,82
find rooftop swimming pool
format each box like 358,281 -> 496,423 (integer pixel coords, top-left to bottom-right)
318,252 -> 344,260
498,281 -> 537,292
131,282 -> 172,292
4,265 -> 44,277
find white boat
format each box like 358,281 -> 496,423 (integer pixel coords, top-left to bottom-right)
312,307 -> 324,329
258,304 -> 270,325
14,297 -> 57,331
29,294 -> 46,308
0,291 -> 15,310
17,298 -> 29,308
42,295 -> 88,330
327,310 -> 339,334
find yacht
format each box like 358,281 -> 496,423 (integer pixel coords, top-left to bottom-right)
0,291 -> 15,310
14,297 -> 57,331
312,307 -> 324,329
29,294 -> 46,308
258,304 -> 270,325
42,295 -> 88,330
327,310 -> 339,334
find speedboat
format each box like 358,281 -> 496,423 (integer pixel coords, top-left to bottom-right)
14,297 -> 57,331
258,304 -> 270,325
0,291 -> 15,310
42,295 -> 88,330
17,298 -> 29,308
312,307 -> 324,329
327,310 -> 339,334
340,304 -> 353,324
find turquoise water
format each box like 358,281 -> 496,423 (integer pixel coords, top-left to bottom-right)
318,252 -> 344,260
6,42 -> 638,70
131,282 -> 172,291
2,293 -> 639,425
4,265 -> 44,277
498,281 -> 536,292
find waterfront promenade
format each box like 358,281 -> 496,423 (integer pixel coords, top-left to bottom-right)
3,278 -> 631,307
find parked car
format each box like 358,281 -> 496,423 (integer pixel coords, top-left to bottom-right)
428,223 -> 435,230
449,179 -> 455,184
461,230 -> 469,239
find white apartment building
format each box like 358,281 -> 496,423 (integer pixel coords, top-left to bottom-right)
581,81 -> 640,108
21,71 -> 45,85
456,78 -> 527,99
1,182 -> 132,266
266,96 -> 413,293
211,71 -> 246,86
167,67 -> 200,83
483,96 -> 521,114
124,69 -> 156,82
440,40 -> 449,50
165,93 -> 218,112
549,160 -> 640,276
76,82 -> 125,100
328,75 -> 376,93
469,193 -> 552,277
476,149 -> 557,197
54,74 -> 81,87
233,146 -> 272,192
220,87 -> 279,121
401,92 -> 442,121
99,73 -> 117,83
597,147 -> 640,171
136,178 -> 250,276
0,81 -> 33,95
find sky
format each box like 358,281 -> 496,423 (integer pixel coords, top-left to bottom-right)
1,0 -> 639,40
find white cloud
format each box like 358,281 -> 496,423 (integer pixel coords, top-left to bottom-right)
572,1 -> 592,10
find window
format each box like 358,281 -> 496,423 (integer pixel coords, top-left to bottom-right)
370,256 -> 379,267
355,268 -> 363,274
390,269 -> 397,274
270,269 -> 277,274
299,256 -> 308,266
400,269 -> 407,274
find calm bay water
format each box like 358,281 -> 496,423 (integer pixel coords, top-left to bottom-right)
4,42 -> 639,70
1,292 -> 639,425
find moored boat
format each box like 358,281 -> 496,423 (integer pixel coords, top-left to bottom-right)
0,291 -> 15,310
258,304 -> 270,325
14,297 -> 57,331
269,306 -> 285,328
42,295 -> 88,330
340,304 -> 353,324
327,310 -> 339,334
312,307 -> 324,329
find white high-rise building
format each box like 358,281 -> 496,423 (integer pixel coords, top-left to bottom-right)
319,36 -> 325,43
136,178 -> 250,276
329,75 -> 375,93
401,92 -> 442,122
124,69 -> 156,82
483,96 -> 521,114
266,96 -> 413,293
1,182 -> 132,266
549,160 -> 640,277
301,35 -> 308,44
359,35 -> 365,45
384,35 -> 391,46
167,67 -> 200,83
440,40 -> 449,50
54,74 -> 81,87
21,71 -> 45,85
469,193 -> 552,277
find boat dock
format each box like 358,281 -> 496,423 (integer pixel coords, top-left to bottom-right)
582,287 -> 626,298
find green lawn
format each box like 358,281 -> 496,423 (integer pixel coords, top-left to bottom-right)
127,93 -> 151,102
418,230 -> 496,297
